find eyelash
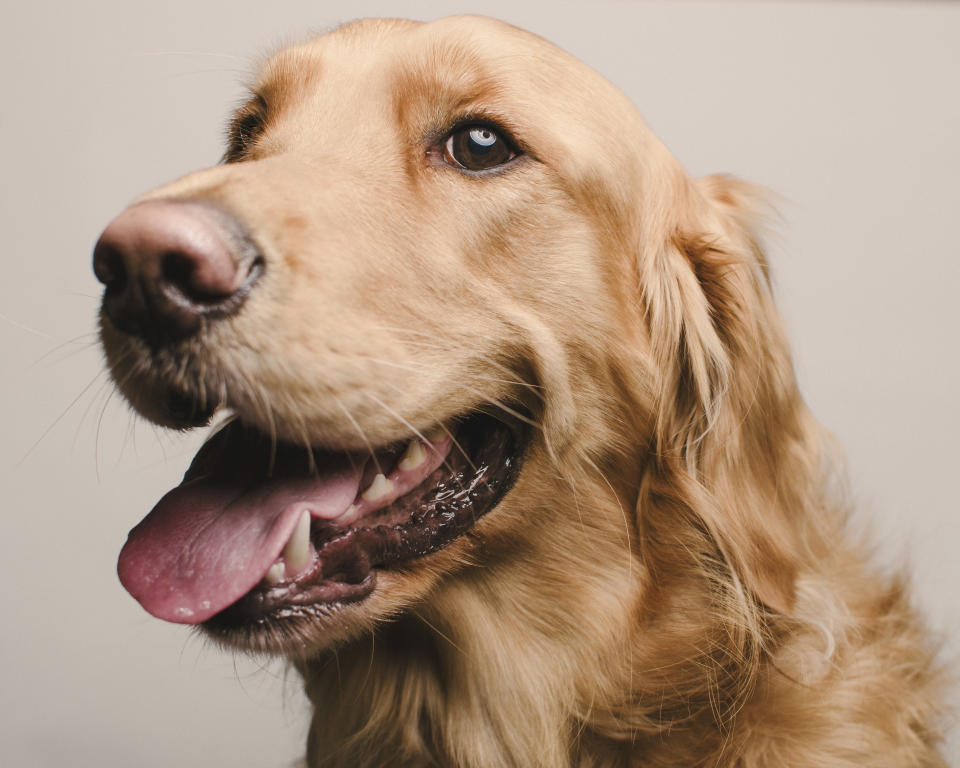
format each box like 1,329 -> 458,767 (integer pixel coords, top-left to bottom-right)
224,99 -> 267,163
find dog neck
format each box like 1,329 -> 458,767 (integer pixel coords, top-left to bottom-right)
294,467 -> 762,767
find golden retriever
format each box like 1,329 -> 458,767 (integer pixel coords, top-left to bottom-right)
93,15 -> 946,767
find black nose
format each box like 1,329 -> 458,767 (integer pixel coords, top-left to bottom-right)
93,201 -> 262,345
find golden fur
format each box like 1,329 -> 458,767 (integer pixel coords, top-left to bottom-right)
99,16 -> 946,766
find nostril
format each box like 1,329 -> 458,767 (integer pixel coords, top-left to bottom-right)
93,200 -> 261,344
157,234 -> 244,307
161,251 -> 193,297
93,242 -> 128,295
161,249 -> 234,305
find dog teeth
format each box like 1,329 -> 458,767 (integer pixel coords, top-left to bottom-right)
264,561 -> 286,585
361,473 -> 394,502
398,439 -> 427,471
282,509 -> 312,573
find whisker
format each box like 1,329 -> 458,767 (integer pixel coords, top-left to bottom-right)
0,310 -> 54,339
17,367 -> 112,466
362,391 -> 475,484
358,355 -> 542,432
146,423 -> 172,465
411,609 -> 465,656
332,395 -> 383,476
122,405 -> 138,464
258,382 -> 279,477
142,50 -> 246,61
71,350 -> 130,450
73,371 -> 116,454
95,385 -> 117,483
91,348 -> 148,470
433,422 -> 477,475
294,410 -> 319,476
168,67 -> 250,80
234,373 -> 278,475
30,333 -> 99,368
372,380 -> 477,474
366,325 -> 545,401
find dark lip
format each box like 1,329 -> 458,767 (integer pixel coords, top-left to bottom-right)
165,387 -> 218,426
203,409 -> 527,631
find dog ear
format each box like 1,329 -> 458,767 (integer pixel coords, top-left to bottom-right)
637,174 -> 814,616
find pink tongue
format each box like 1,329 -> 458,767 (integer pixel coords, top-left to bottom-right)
117,447 -> 362,624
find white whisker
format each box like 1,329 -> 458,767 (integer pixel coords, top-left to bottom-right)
353,354 -> 543,433
362,391 -> 475,484
331,394 -> 382,475
142,50 -> 246,61
30,332 -> 99,368
18,365 -> 113,467
367,324 -> 545,400
294,410 -> 319,476
0,310 -> 54,339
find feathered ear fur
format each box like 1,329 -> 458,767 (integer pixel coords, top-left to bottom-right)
637,174 -> 816,616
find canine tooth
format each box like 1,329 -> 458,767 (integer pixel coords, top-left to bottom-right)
361,473 -> 394,502
282,510 -> 312,572
264,561 -> 286,585
398,439 -> 427,471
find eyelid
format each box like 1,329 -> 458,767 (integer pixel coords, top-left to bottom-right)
225,95 -> 268,162
442,116 -> 521,149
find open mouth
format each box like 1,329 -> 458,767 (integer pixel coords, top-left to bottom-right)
117,411 -> 524,628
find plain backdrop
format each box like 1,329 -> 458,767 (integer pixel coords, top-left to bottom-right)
2,1 -> 957,765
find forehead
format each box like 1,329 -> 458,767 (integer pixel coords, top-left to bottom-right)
243,15 -> 653,201
253,16 -> 585,126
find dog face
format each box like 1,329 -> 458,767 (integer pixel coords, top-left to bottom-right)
95,15 -> 797,657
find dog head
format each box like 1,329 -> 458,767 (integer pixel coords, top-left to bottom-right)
95,16 -> 806,658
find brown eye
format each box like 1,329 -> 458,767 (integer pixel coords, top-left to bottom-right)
444,125 -> 518,171
224,96 -> 267,163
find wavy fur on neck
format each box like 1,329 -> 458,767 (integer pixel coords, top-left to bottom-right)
295,171 -> 944,767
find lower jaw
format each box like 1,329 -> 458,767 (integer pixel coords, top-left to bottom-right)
202,574 -> 377,654
203,410 -> 525,640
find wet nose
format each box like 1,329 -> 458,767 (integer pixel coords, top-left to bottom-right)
92,201 -> 262,344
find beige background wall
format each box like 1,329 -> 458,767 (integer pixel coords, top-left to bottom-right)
2,1 -> 957,765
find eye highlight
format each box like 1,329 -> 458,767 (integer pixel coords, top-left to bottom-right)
443,124 -> 519,172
